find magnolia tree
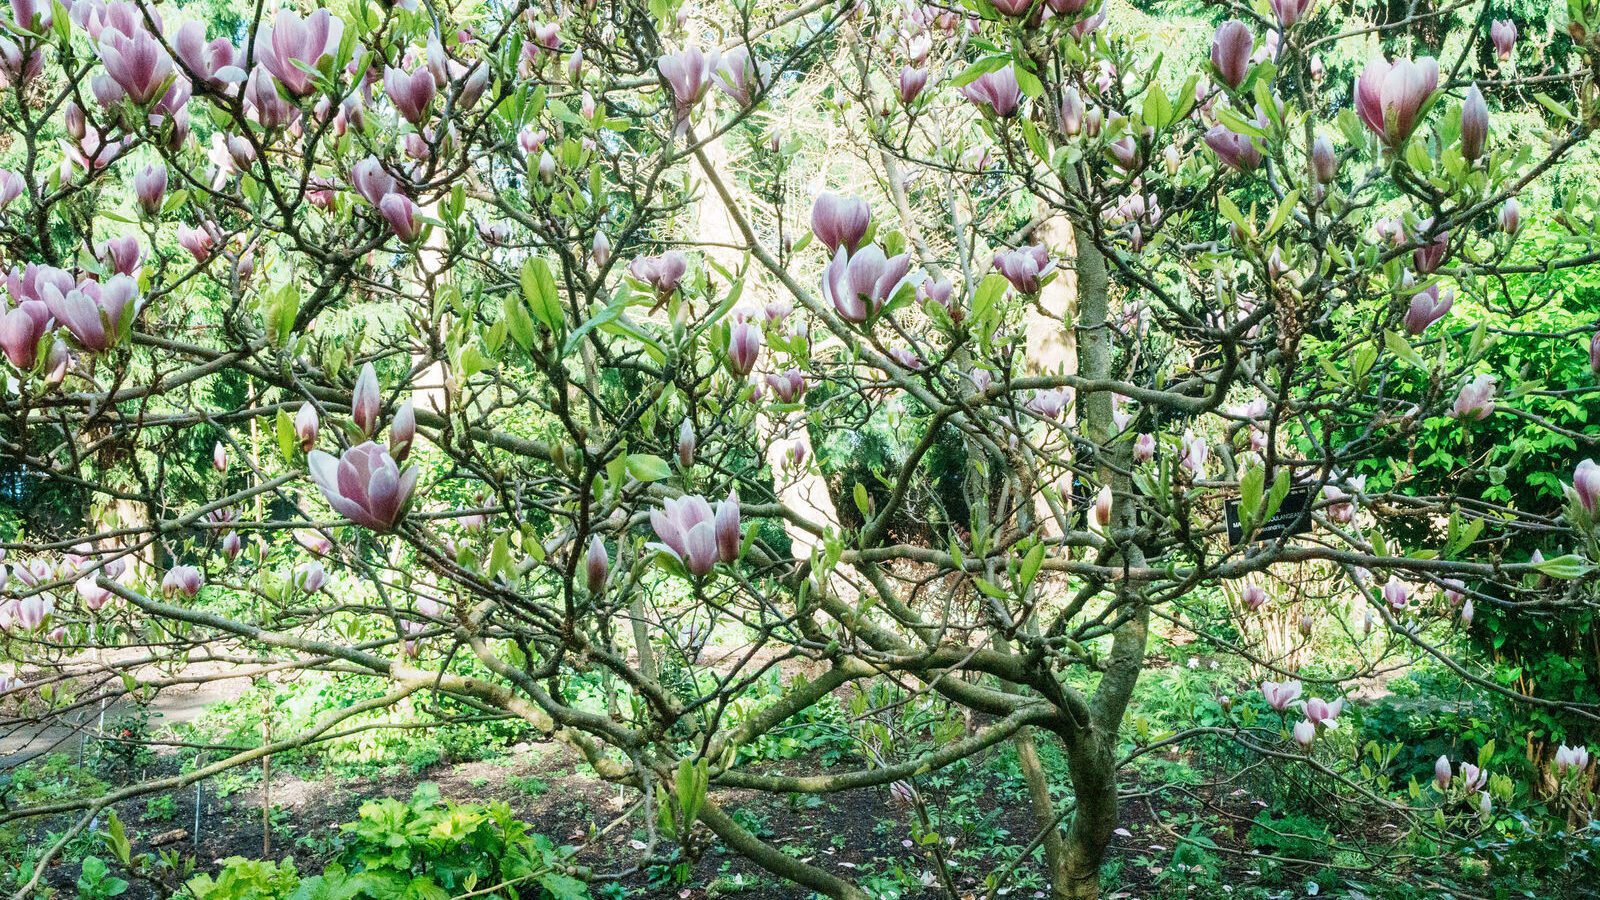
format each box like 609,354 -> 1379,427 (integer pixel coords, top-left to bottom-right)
1,0 -> 1599,896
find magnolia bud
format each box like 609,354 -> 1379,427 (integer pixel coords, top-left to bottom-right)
212,441 -> 227,473
221,532 -> 242,561
1311,135 -> 1338,183
389,399 -> 416,461
678,419 -> 696,469
1460,84 -> 1488,161
1059,88 -> 1084,136
352,363 -> 381,436
1434,755 -> 1453,790
585,535 -> 608,593
135,164 -> 167,215
296,403 -> 320,451
1293,719 -> 1315,747
715,491 -> 742,562
1092,484 -> 1113,529
592,231 -> 611,269
1498,198 -> 1521,235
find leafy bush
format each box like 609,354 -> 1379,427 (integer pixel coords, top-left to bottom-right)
175,784 -> 586,900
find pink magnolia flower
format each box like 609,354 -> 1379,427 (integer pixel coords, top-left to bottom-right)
991,0 -> 1034,16
960,65 -> 1022,118
1211,21 -> 1252,89
351,157 -> 396,206
657,46 -> 718,130
1179,431 -> 1208,476
1354,56 -> 1438,147
1499,199 -> 1521,235
713,46 -> 764,106
899,66 -> 929,105
0,303 -> 49,368
1091,484 -> 1113,529
172,19 -> 242,87
1304,697 -> 1342,726
592,232 -> 611,269
1133,433 -> 1156,463
648,493 -> 740,576
44,274 -> 138,352
1451,374 -> 1495,420
295,402 -> 320,450
1553,744 -> 1590,774
1402,285 -> 1452,335
98,236 -> 141,276
259,8 -> 342,96
888,347 -> 923,371
727,321 -> 762,376
1270,0 -> 1315,28
384,64 -> 436,124
77,574 -> 112,610
308,442 -> 418,532
221,531 -> 241,560
765,368 -> 806,403
176,222 -> 216,261
1261,679 -> 1302,711
134,164 -> 166,214
1311,136 -> 1338,182
821,245 -> 913,323
1434,755 -> 1453,790
379,193 -> 422,242
1459,762 -> 1487,791
245,65 -> 296,128
811,193 -> 871,255
1203,125 -> 1262,172
1293,719 -> 1316,748
1382,575 -> 1409,610
11,0 -> 49,32
0,169 -> 22,207
1028,387 -> 1072,420
1461,598 -> 1474,625
1241,582 -> 1268,611
98,25 -> 175,105
629,252 -> 688,297
1059,88 -> 1084,135
161,565 -> 203,599
212,441 -> 227,473
293,560 -> 327,593
0,34 -> 42,87
993,245 -> 1054,294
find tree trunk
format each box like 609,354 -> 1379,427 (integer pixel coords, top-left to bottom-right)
1059,736 -> 1118,899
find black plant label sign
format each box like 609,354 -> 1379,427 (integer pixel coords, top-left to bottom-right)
1226,485 -> 1313,546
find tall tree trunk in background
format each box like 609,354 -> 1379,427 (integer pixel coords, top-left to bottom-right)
1022,217 -> 1080,538
693,135 -> 843,561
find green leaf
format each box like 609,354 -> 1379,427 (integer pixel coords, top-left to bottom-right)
1019,542 -> 1044,591
624,454 -> 671,483
1534,92 -> 1577,122
503,293 -> 536,351
1532,553 -> 1593,580
520,258 -> 564,333
276,409 -> 297,463
1384,330 -> 1427,370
